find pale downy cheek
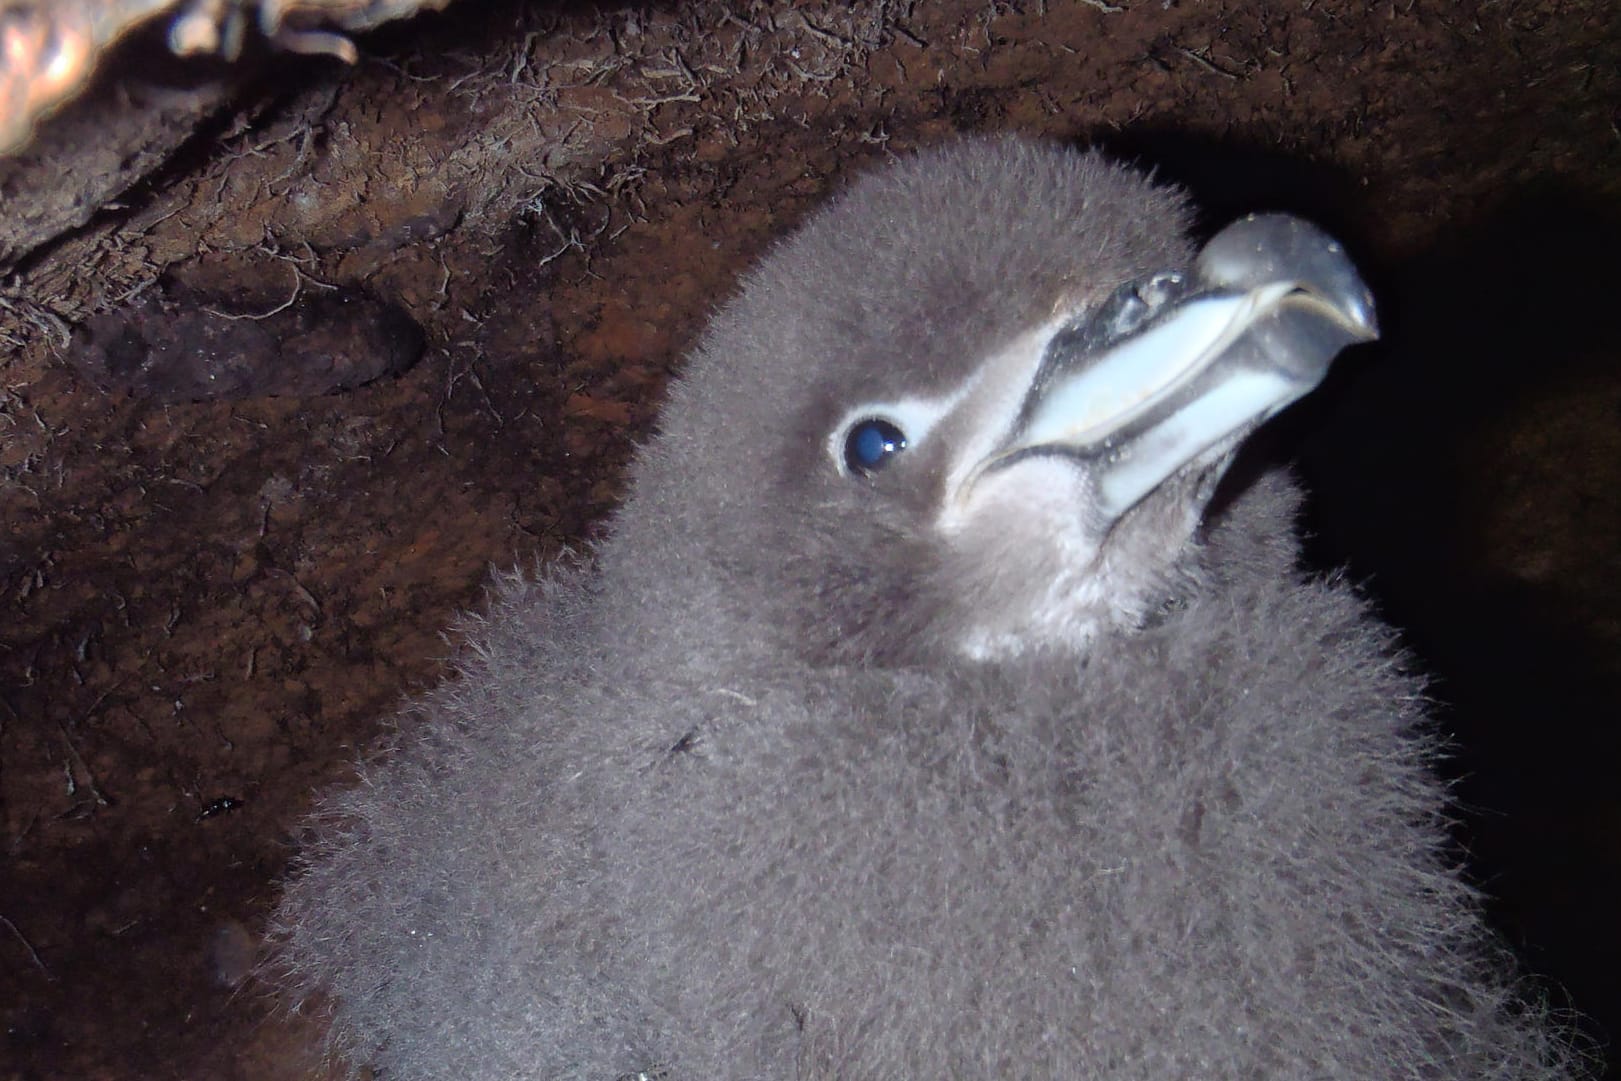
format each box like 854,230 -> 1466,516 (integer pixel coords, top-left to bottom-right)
938,457 -> 1113,657
939,458 -> 1211,658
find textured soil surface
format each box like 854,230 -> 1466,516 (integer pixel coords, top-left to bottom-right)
1,1 -> 1618,1078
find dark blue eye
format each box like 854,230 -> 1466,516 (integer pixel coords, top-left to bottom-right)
843,418 -> 907,475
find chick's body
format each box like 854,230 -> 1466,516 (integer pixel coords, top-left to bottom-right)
274,139 -> 1578,1081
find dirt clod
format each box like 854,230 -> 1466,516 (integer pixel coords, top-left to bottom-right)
69,283 -> 424,403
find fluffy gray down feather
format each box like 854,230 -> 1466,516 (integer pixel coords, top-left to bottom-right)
271,138 -> 1582,1080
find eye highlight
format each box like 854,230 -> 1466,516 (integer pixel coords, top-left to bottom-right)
843,418 -> 908,475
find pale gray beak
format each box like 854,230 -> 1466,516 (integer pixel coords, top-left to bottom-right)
1008,214 -> 1378,517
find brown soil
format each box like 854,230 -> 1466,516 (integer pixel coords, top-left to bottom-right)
1,1 -> 1617,1078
